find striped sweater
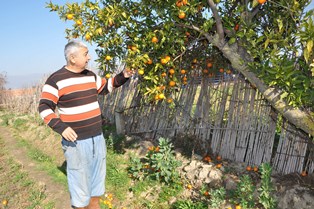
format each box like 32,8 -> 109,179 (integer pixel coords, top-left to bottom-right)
38,67 -> 128,140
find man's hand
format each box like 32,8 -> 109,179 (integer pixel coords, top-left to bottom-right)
62,127 -> 78,142
123,67 -> 136,78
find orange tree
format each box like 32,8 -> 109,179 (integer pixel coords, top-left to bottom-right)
47,0 -> 314,136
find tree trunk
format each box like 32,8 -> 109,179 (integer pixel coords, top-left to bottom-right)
208,34 -> 314,136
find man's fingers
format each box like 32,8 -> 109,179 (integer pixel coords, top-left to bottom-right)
62,127 -> 78,142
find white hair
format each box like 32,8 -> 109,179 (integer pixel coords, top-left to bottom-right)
64,39 -> 88,63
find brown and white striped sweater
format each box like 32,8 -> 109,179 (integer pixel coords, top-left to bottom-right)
38,67 -> 128,140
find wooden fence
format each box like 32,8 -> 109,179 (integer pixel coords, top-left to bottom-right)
101,74 -> 314,175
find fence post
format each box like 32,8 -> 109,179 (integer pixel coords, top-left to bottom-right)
115,108 -> 125,135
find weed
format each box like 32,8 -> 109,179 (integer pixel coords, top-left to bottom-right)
172,199 -> 207,209
258,163 -> 277,209
128,137 -> 182,184
234,175 -> 256,208
209,187 -> 226,209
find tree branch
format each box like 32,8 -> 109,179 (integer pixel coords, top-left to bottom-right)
207,0 -> 224,39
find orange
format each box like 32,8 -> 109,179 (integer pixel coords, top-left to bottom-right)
108,19 -> 114,26
147,58 -> 153,65
253,166 -> 259,172
167,98 -> 173,103
246,165 -> 252,171
161,58 -> 167,64
216,163 -> 222,169
235,205 -> 242,209
219,68 -> 224,73
182,0 -> 188,5
158,93 -> 165,99
204,191 -> 209,196
105,73 -> 111,79
180,69 -> 186,74
138,69 -> 144,75
216,155 -> 222,161
66,14 -> 74,20
186,184 -> 192,190
185,31 -> 190,37
301,171 -> 308,177
105,55 -> 112,61
258,0 -> 266,4
169,81 -> 176,87
165,55 -> 171,62
182,76 -> 187,81
161,72 -> 167,77
169,68 -> 175,74
234,24 -> 239,31
85,33 -> 91,41
207,62 -> 213,68
178,11 -> 186,19
131,46 -> 137,51
176,0 -> 183,7
76,19 -> 82,26
152,36 -> 158,43
203,69 -> 209,74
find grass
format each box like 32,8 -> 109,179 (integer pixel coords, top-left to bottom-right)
0,137 -> 55,209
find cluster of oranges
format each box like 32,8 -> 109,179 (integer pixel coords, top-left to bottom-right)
203,155 -> 223,169
246,165 -> 259,172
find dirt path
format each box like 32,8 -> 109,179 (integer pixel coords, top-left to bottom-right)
0,126 -> 72,209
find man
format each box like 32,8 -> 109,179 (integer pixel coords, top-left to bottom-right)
38,39 -> 134,208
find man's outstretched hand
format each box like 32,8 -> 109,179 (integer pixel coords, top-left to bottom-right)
123,68 -> 137,78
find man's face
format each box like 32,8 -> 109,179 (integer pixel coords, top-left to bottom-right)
72,47 -> 91,70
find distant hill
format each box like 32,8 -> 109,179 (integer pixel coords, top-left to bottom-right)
6,73 -> 48,90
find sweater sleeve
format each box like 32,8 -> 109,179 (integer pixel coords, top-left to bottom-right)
38,78 -> 69,135
97,71 -> 129,95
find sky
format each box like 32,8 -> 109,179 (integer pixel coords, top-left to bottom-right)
0,0 -> 314,89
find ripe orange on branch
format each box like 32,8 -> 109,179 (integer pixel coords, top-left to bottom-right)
151,36 -> 158,43
138,69 -> 144,75
178,11 -> 186,19
169,80 -> 176,87
258,0 -> 266,4
207,62 -> 213,68
66,13 -> 74,20
169,68 -> 175,75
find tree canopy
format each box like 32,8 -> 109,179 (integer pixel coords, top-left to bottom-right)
47,0 -> 314,135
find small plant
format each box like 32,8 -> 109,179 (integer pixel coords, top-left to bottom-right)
209,187 -> 226,209
127,156 -> 147,181
258,163 -> 277,209
172,199 -> 207,209
235,175 -> 256,208
128,137 -> 182,184
146,137 -> 182,184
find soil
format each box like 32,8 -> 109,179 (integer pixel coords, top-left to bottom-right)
0,126 -> 71,209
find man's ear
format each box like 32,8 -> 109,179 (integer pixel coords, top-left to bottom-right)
69,54 -> 76,64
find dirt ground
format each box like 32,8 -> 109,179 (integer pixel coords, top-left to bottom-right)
0,126 -> 71,209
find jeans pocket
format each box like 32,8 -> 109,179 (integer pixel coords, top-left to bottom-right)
62,140 -> 81,170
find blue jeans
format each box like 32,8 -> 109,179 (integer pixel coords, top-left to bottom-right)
61,134 -> 107,207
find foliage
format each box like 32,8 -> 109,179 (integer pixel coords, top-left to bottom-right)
46,0 -> 314,108
128,137 -> 182,184
171,199 -> 207,209
258,163 -> 277,209
209,187 -> 226,209
234,175 -> 256,208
